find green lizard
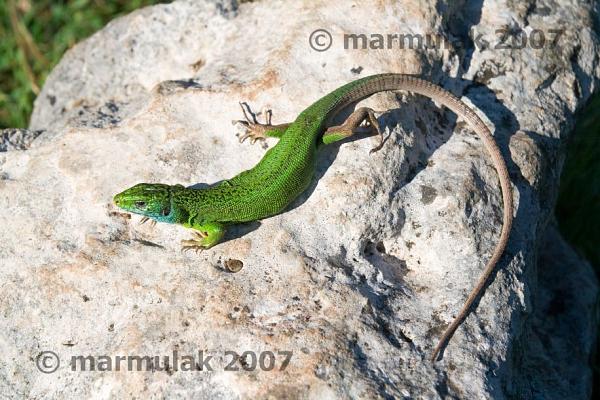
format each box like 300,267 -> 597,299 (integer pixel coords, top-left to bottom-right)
113,73 -> 513,362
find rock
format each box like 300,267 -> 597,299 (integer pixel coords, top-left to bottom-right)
513,222 -> 597,399
1,0 -> 598,398
0,129 -> 44,152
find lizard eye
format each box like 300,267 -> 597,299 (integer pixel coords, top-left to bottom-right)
162,207 -> 170,216
135,201 -> 146,209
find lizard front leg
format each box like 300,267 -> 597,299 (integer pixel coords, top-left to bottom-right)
181,221 -> 225,252
233,102 -> 291,144
322,107 -> 384,153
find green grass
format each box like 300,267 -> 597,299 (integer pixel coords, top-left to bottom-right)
0,0 -> 165,129
556,94 -> 600,269
555,92 -> 600,396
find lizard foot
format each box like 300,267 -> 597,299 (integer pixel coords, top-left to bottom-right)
180,222 -> 225,253
139,216 -> 157,227
232,102 -> 273,144
322,107 -> 385,153
181,231 -> 210,253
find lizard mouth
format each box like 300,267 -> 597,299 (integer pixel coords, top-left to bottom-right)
113,193 -> 130,209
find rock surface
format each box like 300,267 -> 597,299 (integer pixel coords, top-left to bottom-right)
0,129 -> 44,152
1,0 -> 599,398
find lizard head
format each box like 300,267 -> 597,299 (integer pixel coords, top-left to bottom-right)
113,183 -> 183,223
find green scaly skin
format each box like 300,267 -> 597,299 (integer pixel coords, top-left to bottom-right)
113,73 -> 514,362
113,76 -> 371,248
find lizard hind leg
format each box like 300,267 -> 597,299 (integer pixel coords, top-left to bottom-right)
233,102 -> 291,144
322,107 -> 384,153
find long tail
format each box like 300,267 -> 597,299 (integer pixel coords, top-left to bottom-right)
327,74 -> 514,361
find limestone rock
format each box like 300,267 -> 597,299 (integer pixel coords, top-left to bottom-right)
0,129 -> 44,152
1,0 -> 598,398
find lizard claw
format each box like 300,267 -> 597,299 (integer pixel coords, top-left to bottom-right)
180,230 -> 211,254
139,217 -> 157,227
233,102 -> 271,145
234,122 -> 269,145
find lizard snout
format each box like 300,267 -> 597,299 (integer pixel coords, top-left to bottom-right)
113,194 -> 122,207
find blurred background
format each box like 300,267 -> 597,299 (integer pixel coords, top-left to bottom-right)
1,0 -> 598,389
